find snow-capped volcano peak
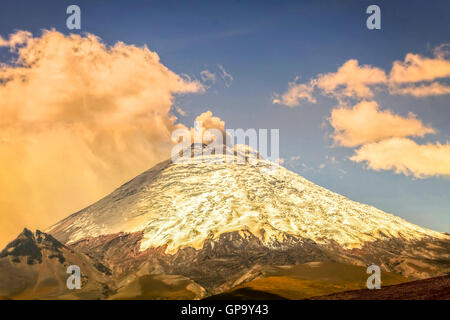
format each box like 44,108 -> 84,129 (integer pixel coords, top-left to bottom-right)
47,148 -> 448,255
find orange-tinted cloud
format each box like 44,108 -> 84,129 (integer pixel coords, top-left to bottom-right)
190,110 -> 228,144
388,45 -> 450,97
329,101 -> 434,147
274,44 -> 450,107
351,138 -> 450,178
316,59 -> 387,99
0,30 -> 31,48
389,53 -> 450,84
390,82 -> 450,98
272,78 -> 316,107
0,30 -> 204,248
273,60 -> 387,107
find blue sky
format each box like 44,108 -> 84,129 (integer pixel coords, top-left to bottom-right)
1,0 -> 449,232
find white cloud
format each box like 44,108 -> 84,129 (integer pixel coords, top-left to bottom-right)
200,69 -> 216,84
217,64 -> 233,87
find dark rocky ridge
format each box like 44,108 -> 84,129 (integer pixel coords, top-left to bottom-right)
310,275 -> 450,300
0,228 -> 65,265
0,229 -> 115,299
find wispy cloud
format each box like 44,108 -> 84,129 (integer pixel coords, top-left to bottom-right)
217,64 -> 233,87
175,106 -> 187,116
200,69 -> 216,84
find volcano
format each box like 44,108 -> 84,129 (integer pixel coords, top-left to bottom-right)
1,145 -> 449,299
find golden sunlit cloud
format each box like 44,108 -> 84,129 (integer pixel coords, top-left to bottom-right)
351,138 -> 450,178
272,45 -> 450,178
390,82 -> 450,98
273,60 -> 387,107
316,59 -> 387,99
0,30 -> 205,247
329,100 -> 435,147
272,78 -> 316,107
189,110 -> 228,144
388,45 -> 450,97
0,30 -> 31,48
389,51 -> 450,84
274,44 -> 450,107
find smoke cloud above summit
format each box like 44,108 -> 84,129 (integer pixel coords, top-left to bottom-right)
0,30 -> 206,247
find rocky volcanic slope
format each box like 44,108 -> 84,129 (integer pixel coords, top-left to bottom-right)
0,229 -> 113,299
1,145 -> 449,299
